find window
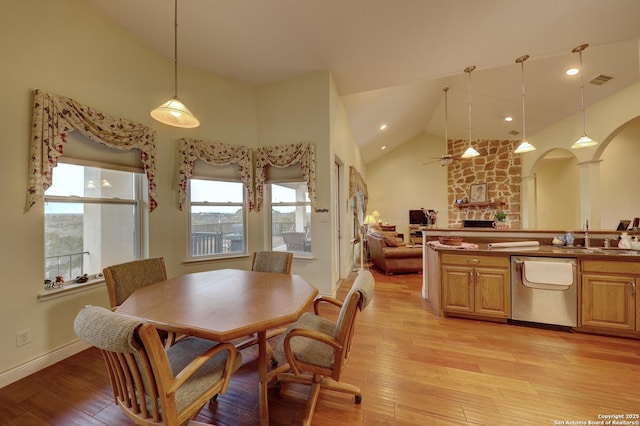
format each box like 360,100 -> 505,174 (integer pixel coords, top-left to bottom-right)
188,179 -> 247,258
270,182 -> 312,255
44,163 -> 144,281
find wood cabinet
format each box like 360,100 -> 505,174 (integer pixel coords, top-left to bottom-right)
441,253 -> 510,319
581,260 -> 639,333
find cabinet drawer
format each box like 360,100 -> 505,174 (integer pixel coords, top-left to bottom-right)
441,254 -> 509,268
582,260 -> 640,275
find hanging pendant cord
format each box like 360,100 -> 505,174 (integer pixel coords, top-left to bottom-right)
173,0 -> 179,98
464,66 -> 476,143
516,55 -> 529,142
572,44 -> 589,136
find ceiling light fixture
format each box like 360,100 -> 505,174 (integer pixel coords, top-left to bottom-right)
379,123 -> 387,130
571,43 -> 597,149
150,0 -> 200,128
514,54 -> 536,154
504,116 -> 513,122
461,66 -> 480,159
566,68 -> 579,76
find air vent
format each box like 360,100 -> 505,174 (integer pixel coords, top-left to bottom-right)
508,130 -> 520,136
589,74 -> 613,85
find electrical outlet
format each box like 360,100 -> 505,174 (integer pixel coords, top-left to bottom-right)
16,329 -> 32,347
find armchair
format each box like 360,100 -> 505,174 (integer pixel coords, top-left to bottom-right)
74,305 -> 241,426
272,269 -> 375,425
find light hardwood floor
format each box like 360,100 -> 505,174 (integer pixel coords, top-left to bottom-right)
1,267 -> 639,425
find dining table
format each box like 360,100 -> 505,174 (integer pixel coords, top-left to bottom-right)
115,268 -> 318,425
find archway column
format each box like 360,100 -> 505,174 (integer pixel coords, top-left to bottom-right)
520,175 -> 536,229
577,160 -> 602,230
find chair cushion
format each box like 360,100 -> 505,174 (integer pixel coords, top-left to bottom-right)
274,312 -> 336,369
252,252 -> 291,273
167,337 -> 243,413
74,305 -> 143,353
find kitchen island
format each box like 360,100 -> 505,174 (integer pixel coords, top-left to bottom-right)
421,229 -> 640,340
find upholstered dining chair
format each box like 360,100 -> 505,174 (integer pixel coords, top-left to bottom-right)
74,305 -> 242,426
236,251 -> 294,366
272,269 -> 375,426
250,251 -> 293,274
103,257 -> 167,308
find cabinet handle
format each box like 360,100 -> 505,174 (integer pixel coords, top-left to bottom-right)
631,281 -> 636,295
467,258 -> 480,265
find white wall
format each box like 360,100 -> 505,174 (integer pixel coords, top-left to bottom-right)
0,0 -> 362,384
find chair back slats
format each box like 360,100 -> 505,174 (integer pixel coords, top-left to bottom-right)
75,305 -> 240,426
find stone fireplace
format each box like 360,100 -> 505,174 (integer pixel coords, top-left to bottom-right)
447,139 -> 521,229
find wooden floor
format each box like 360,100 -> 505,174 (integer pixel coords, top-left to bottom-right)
1,267 -> 639,425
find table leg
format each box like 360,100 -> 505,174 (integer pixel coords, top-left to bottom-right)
257,330 -> 269,425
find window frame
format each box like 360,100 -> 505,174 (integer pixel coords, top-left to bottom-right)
267,180 -> 313,258
186,177 -> 249,261
43,160 -> 146,282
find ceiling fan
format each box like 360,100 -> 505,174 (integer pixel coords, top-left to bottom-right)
423,87 -> 466,166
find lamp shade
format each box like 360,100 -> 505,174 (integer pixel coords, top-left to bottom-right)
461,146 -> 480,158
514,141 -> 536,153
571,135 -> 598,149
363,215 -> 377,225
151,97 -> 200,128
372,210 -> 381,219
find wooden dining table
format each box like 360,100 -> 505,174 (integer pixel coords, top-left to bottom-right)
115,268 -> 318,425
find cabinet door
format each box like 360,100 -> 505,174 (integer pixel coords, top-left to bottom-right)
475,266 -> 510,318
581,274 -> 635,331
442,265 -> 474,313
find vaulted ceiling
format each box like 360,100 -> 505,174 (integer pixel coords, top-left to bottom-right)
85,0 -> 640,163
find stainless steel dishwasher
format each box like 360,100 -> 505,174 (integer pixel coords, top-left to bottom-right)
511,256 -> 578,327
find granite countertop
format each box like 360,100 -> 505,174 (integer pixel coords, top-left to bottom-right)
430,242 -> 640,260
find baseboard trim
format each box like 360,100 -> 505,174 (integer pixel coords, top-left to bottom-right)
0,340 -> 90,388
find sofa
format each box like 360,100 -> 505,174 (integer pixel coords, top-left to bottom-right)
366,232 -> 423,275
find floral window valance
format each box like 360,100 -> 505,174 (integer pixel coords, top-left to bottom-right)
177,138 -> 255,210
26,90 -> 158,212
255,142 -> 317,211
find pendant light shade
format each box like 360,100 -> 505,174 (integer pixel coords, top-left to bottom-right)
570,44 -> 597,149
514,55 -> 536,154
151,0 -> 200,128
461,66 -> 480,159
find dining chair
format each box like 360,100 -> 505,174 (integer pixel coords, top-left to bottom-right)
250,251 -> 293,274
282,232 -> 311,252
272,269 -> 375,426
103,257 -> 167,308
236,251 -> 294,366
74,305 -> 242,426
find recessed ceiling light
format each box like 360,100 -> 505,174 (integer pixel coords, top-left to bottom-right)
504,116 -> 513,122
379,124 -> 387,130
381,145 -> 387,150
566,68 -> 579,76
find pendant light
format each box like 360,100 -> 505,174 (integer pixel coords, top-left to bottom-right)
151,0 -> 200,128
461,66 -> 480,158
570,43 -> 597,149
514,55 -> 536,153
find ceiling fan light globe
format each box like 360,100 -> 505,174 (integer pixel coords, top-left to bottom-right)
514,141 -> 536,153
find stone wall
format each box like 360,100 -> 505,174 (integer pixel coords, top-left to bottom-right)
447,139 -> 521,228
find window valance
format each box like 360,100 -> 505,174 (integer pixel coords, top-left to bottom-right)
349,166 -> 368,199
255,142 -> 317,211
177,138 -> 255,210
26,90 -> 158,212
